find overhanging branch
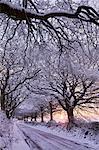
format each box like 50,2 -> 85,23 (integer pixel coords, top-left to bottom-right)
0,1 -> 99,25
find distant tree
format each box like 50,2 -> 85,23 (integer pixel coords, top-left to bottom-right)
23,94 -> 48,122
49,101 -> 53,121
47,100 -> 59,121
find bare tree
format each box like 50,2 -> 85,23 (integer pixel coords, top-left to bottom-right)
47,100 -> 60,121
0,42 -> 40,119
31,50 -> 99,128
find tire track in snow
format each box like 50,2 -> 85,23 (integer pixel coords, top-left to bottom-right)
34,129 -> 95,150
18,123 -> 96,150
27,127 -> 95,150
19,127 -> 43,150
18,125 -> 64,150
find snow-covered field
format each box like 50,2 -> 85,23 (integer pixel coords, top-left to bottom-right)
0,111 -> 99,150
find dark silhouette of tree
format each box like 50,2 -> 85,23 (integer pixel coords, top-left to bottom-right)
0,1 -> 99,25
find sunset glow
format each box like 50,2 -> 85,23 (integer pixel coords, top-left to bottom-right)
53,110 -> 67,122
50,109 -> 99,123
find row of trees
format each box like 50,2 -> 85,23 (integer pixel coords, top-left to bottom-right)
0,0 -> 99,128
16,100 -> 59,123
26,53 -> 99,128
0,40 -> 41,118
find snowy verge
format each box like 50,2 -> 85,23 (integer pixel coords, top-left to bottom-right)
0,111 -> 30,150
10,121 -> 30,150
0,111 -> 12,150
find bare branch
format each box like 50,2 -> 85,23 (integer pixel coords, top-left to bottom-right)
0,2 -> 99,25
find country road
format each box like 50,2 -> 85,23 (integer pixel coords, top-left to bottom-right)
17,123 -> 95,150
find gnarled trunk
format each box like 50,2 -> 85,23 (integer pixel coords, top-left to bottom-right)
67,107 -> 74,129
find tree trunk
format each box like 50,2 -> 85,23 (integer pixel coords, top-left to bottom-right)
40,107 -> 44,122
31,116 -> 33,121
34,112 -> 37,121
6,110 -> 10,119
1,90 -> 5,111
67,107 -> 74,129
1,97 -> 5,110
49,102 -> 53,121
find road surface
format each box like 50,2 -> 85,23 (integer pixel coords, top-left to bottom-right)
17,123 -> 95,150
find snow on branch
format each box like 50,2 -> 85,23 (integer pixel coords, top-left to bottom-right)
0,1 -> 99,25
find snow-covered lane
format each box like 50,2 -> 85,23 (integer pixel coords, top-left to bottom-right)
17,123 -> 95,150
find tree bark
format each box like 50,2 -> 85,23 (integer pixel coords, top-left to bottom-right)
67,107 -> 74,129
49,102 -> 53,121
1,90 -> 5,111
40,107 -> 44,122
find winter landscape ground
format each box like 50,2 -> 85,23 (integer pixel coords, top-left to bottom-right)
0,111 -> 99,150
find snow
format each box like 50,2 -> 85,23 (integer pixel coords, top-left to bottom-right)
18,125 -> 60,150
11,122 -> 30,150
17,121 -> 95,150
0,112 -> 30,150
0,111 -> 11,150
0,111 -> 99,150
19,120 -> 99,150
0,136 -> 6,149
